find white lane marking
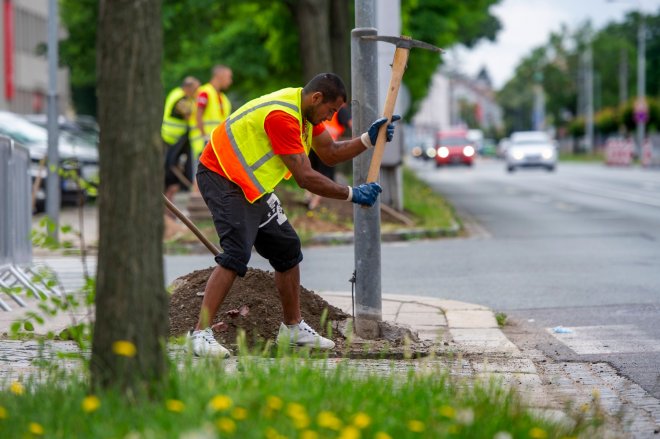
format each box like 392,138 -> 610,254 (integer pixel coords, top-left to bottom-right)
547,324 -> 660,355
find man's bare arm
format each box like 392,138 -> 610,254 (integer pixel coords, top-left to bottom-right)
311,130 -> 367,166
279,152 -> 351,200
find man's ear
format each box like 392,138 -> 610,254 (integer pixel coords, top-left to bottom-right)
312,91 -> 324,104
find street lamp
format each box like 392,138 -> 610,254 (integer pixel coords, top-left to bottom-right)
607,0 -> 647,156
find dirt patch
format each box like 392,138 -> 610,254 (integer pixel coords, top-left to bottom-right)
169,267 -> 350,349
169,267 -> 436,357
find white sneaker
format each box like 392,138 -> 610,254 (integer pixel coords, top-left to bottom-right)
277,319 -> 335,350
187,328 -> 231,358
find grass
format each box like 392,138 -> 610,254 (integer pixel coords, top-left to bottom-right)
0,349 -> 605,439
558,151 -> 605,163
402,167 -> 459,230
495,312 -> 508,327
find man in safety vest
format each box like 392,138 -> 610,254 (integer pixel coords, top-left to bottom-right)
189,65 -> 233,164
187,73 -> 400,357
162,76 -> 200,204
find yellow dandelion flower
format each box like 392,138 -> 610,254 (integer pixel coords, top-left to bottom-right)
580,403 -> 590,413
266,395 -> 283,410
317,410 -> 343,430
231,407 -> 248,420
529,427 -> 548,439
216,417 -> 236,434
287,402 -> 306,417
265,427 -> 284,439
112,340 -> 136,357
209,394 -> 233,411
374,433 -> 392,439
29,422 -> 44,435
10,381 -> 24,395
352,412 -> 371,428
338,425 -> 360,439
407,420 -> 425,433
166,399 -> 185,413
82,395 -> 101,413
286,402 -> 309,428
306,211 -> 315,218
0,405 -> 7,419
438,405 -> 455,418
301,430 -> 319,439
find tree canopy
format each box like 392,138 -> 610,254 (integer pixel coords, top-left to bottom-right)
497,8 -> 660,137
60,0 -> 502,118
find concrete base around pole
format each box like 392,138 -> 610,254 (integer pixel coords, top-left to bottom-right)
355,315 -> 381,339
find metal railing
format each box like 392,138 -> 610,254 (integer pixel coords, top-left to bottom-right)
0,135 -> 61,311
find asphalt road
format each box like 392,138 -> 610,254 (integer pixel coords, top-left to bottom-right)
165,157 -> 660,397
406,157 -> 660,399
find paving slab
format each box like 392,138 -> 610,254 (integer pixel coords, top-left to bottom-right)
445,309 -> 498,328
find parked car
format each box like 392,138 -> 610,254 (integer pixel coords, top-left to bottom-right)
497,137 -> 511,158
0,111 -> 99,211
24,114 -> 99,146
434,129 -> 475,167
505,131 -> 556,172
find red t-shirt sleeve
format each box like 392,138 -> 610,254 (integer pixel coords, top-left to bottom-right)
312,123 -> 326,136
264,111 -> 307,155
196,91 -> 209,110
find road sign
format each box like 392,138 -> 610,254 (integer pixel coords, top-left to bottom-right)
634,97 -> 649,124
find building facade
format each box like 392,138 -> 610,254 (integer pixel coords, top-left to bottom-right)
0,0 -> 70,114
413,66 -> 503,139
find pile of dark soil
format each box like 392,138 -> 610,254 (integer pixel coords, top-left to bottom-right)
169,267 -> 350,349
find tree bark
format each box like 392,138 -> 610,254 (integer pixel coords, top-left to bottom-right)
92,0 -> 167,393
294,0 -> 333,81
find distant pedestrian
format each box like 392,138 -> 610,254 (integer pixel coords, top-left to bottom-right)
189,65 -> 233,167
162,76 -> 200,205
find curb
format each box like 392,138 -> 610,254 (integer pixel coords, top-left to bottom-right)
307,223 -> 461,246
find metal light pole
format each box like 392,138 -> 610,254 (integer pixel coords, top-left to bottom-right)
352,0 -> 381,339
585,44 -> 594,154
46,0 -> 60,240
635,13 -> 646,155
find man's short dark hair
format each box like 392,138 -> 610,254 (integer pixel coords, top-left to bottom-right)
303,73 -> 347,103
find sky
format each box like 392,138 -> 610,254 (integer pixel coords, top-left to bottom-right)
451,0 -> 660,90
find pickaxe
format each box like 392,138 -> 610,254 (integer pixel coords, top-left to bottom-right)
361,34 -> 443,183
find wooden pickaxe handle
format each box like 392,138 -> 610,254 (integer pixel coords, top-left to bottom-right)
366,44 -> 410,183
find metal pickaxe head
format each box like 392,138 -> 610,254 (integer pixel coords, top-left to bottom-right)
361,34 -> 444,53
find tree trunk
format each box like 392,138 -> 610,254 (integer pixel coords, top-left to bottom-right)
91,0 -> 167,393
330,0 -> 351,91
294,0 -> 333,81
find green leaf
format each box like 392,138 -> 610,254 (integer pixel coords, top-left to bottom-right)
24,321 -> 34,331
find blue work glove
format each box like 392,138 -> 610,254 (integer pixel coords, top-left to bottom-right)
362,115 -> 402,148
349,182 -> 382,207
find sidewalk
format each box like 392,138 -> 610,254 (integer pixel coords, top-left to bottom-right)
2,272 -> 659,436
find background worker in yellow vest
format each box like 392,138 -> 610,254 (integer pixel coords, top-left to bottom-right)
162,76 -> 200,205
189,65 -> 233,166
187,73 -> 400,357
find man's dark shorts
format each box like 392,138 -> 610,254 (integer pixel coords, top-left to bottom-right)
196,163 -> 303,277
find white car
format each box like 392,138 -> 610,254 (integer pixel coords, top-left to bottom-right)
506,131 -> 557,172
0,111 -> 99,210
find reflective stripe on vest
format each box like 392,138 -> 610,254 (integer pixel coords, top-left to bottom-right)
209,88 -> 312,203
161,87 -> 188,144
189,83 -> 231,156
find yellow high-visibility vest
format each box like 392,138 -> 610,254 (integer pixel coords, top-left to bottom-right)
161,87 -> 189,145
189,83 -> 231,157
208,87 -> 312,202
